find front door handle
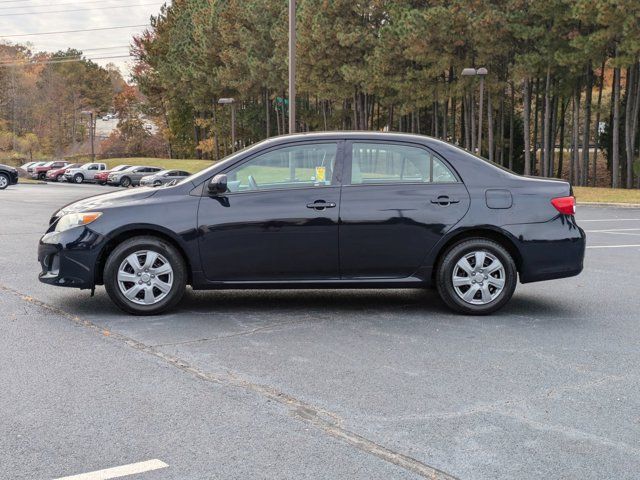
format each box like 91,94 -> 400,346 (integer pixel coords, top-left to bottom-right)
306,200 -> 336,210
431,195 -> 460,206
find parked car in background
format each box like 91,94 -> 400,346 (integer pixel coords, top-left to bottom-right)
20,161 -> 37,171
63,163 -> 107,184
0,163 -> 19,189
107,166 -> 162,187
31,161 -> 69,180
94,164 -> 132,185
140,169 -> 192,187
26,161 -> 47,174
38,132 -> 585,316
46,163 -> 81,182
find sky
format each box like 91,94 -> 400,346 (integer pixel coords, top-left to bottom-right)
0,0 -> 169,78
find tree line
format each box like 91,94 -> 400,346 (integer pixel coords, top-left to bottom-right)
132,0 -> 640,188
0,45 -> 124,158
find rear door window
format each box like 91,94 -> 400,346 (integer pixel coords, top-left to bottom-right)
350,142 -> 457,185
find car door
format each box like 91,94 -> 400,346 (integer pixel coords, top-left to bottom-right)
198,141 -> 343,282
339,141 -> 470,279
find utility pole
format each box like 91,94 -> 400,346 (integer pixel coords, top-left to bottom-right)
288,0 -> 296,134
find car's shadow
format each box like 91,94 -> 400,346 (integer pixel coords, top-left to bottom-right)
58,286 -> 577,324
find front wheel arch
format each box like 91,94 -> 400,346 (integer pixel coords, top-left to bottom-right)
95,227 -> 193,287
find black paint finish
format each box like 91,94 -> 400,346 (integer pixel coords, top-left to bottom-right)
38,132 -> 585,293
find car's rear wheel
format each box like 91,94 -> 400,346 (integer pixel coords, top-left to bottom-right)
120,176 -> 131,187
73,173 -> 84,184
0,173 -> 9,189
104,236 -> 186,315
436,238 -> 516,315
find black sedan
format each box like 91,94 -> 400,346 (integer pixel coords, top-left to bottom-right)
0,163 -> 19,189
38,132 -> 585,315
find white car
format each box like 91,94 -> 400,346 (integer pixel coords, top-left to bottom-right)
63,162 -> 107,184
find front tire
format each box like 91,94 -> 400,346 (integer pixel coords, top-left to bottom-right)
73,173 -> 84,184
120,176 -> 131,187
436,238 -> 517,315
0,172 -> 9,189
104,236 -> 186,315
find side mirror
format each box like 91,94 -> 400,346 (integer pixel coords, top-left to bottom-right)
208,174 -> 228,195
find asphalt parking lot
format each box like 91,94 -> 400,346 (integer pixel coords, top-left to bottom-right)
1,182 -> 640,480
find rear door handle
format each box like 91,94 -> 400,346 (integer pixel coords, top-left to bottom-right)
306,200 -> 336,210
431,195 -> 460,206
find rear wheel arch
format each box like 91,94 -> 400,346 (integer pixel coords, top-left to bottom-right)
95,228 -> 193,287
431,228 -> 522,282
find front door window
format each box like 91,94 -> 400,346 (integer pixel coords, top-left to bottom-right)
226,143 -> 338,193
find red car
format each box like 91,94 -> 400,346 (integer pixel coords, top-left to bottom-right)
46,163 -> 81,182
94,164 -> 132,185
31,161 -> 69,180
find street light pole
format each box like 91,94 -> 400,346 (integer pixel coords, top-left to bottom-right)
476,67 -> 488,157
461,67 -> 488,155
81,111 -> 95,161
218,98 -> 236,152
288,0 -> 296,134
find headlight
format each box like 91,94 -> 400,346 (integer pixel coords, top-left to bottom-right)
54,212 -> 102,232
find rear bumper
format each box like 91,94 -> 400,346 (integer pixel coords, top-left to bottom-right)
503,216 -> 586,284
38,227 -> 104,290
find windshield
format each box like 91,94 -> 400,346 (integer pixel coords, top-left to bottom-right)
112,165 -> 131,171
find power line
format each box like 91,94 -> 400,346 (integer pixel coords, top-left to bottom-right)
0,24 -> 150,38
0,2 -> 162,16
0,54 -> 133,67
0,0 -> 144,11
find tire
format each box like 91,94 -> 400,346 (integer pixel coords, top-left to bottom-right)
38,172 -> 46,180
153,181 -> 161,187
73,173 -> 84,184
120,176 -> 131,187
0,172 -> 9,190
436,238 -> 517,315
104,236 -> 187,315
55,174 -> 62,182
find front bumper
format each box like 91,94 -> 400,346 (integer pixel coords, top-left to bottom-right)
504,215 -> 586,284
38,227 -> 105,289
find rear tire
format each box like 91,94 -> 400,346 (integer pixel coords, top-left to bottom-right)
73,173 -> 84,184
104,236 -> 186,315
436,238 -> 517,315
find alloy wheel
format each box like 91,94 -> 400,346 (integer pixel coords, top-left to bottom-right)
0,175 -> 8,188
117,250 -> 174,305
451,250 -> 506,305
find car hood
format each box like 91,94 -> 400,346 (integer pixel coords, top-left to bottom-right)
54,187 -> 158,217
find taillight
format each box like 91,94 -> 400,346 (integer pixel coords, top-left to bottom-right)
551,196 -> 576,215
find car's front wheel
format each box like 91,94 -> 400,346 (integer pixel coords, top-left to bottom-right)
0,172 -> 9,189
436,238 -> 517,315
104,236 -> 187,315
120,176 -> 131,187
73,173 -> 84,184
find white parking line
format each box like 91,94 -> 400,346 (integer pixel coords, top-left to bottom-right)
587,244 -> 640,249
586,228 -> 640,233
580,218 -> 640,222
54,459 -> 168,480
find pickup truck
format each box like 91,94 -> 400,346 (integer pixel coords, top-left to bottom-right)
63,162 -> 107,184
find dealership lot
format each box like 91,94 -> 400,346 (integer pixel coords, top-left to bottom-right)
1,183 -> 640,480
